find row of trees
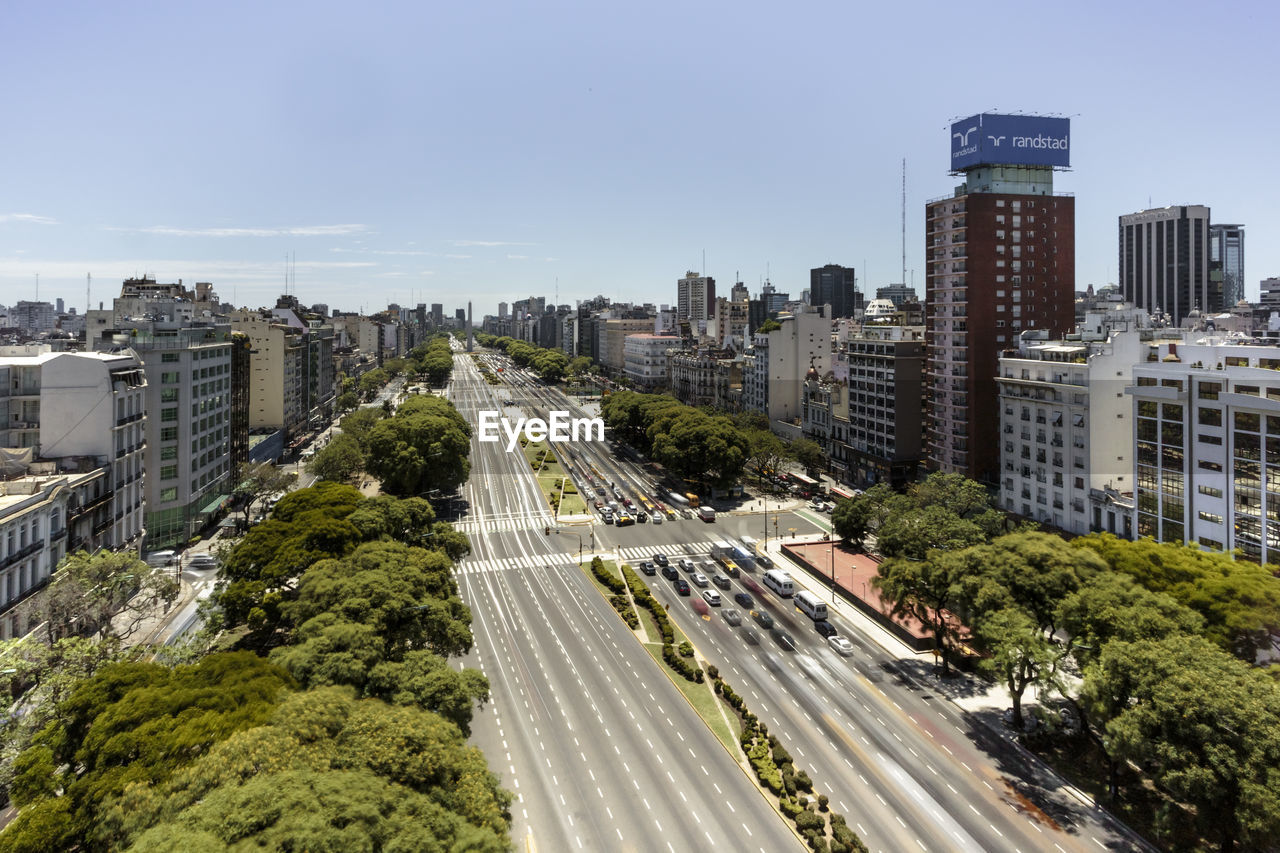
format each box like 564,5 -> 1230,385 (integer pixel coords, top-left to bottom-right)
601,391 -> 750,489
835,476 -> 1280,850
0,483 -> 508,852
307,393 -> 472,498
474,332 -> 592,383
411,335 -> 455,387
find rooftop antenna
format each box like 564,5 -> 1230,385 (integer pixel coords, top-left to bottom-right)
702,249 -> 706,277
86,273 -> 91,315
35,272 -> 39,302
901,158 -> 907,288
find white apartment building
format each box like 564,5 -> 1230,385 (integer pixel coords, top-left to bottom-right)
677,272 -> 716,324
741,310 -> 832,425
623,334 -> 680,389
997,305 -> 1161,535
1128,338 -> 1280,563
0,347 -> 148,634
230,311 -> 306,444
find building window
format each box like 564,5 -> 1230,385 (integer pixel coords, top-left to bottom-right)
160,407 -> 178,423
159,487 -> 178,502
161,353 -> 179,363
161,371 -> 180,384
161,426 -> 178,442
160,465 -> 178,481
160,388 -> 179,403
1198,485 -> 1223,498
161,446 -> 177,460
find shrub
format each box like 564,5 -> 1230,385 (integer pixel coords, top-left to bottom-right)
779,796 -> 803,819
770,736 -> 793,769
707,664 -> 719,681
795,769 -> 814,793
678,641 -> 694,658
817,793 -> 829,812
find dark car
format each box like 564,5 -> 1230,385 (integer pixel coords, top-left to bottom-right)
661,565 -> 679,581
674,579 -> 691,596
722,608 -> 742,626
772,629 -> 796,651
638,561 -> 657,576
813,620 -> 837,638
743,629 -> 761,646
653,553 -> 669,567
751,609 -> 774,629
712,573 -> 731,590
734,592 -> 755,609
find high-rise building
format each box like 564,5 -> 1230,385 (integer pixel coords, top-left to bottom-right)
810,265 -> 860,319
1260,277 -> 1280,309
1119,206 -> 1213,323
431,304 -> 444,327
498,302 -> 509,320
676,272 -> 716,324
926,112 -> 1076,484
1209,223 -> 1245,308
876,284 -> 917,307
760,281 -> 789,315
741,310 -> 831,424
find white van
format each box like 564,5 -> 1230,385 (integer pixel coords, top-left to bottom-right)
144,550 -> 177,568
763,569 -> 794,598
794,590 -> 828,621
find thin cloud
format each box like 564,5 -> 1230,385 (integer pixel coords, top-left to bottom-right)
506,254 -> 530,260
108,223 -> 369,238
452,239 -> 537,247
444,253 -> 472,259
330,247 -> 431,256
0,213 -> 57,225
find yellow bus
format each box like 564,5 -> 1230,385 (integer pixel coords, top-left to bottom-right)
684,492 -> 700,508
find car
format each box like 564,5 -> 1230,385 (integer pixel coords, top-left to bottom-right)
186,554 -> 218,569
636,511 -> 648,523
741,577 -> 764,596
814,620 -> 837,638
615,513 -> 634,526
734,592 -> 755,609
772,629 -> 796,651
809,501 -> 826,512
596,487 -> 606,496
623,497 -> 633,508
691,572 -> 708,587
602,512 -> 615,524
743,629 -> 761,646
827,635 -> 854,656
751,609 -> 774,629
673,579 -> 691,596
701,589 -> 721,606
594,498 -> 604,509
653,553 -> 669,566
651,512 -> 663,525
661,565 -> 679,581
722,608 -> 742,626
712,573 -> 731,590
678,558 -> 695,572
638,561 -> 657,576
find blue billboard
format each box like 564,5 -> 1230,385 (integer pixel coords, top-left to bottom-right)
950,113 -> 1070,170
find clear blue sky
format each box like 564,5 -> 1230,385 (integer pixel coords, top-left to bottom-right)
2,0 -> 1276,318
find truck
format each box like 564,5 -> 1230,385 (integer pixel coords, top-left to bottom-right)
698,506 -> 716,522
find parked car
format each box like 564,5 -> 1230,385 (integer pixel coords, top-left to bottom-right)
814,620 -> 837,638
653,553 -> 669,567
734,592 -> 755,609
712,573 -> 731,590
751,609 -> 774,629
827,635 -> 854,656
638,561 -> 657,576
674,579 -> 691,596
722,608 -> 742,626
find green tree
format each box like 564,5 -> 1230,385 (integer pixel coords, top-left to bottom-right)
974,607 -> 1057,730
335,390 -> 359,412
874,504 -> 986,562
305,433 -> 364,484
232,461 -> 297,525
755,318 -> 781,334
831,496 -> 873,548
1084,634 -> 1280,849
873,552 -> 968,674
339,406 -> 385,449
568,355 -> 593,376
1074,533 -> 1280,659
109,687 -> 510,852
364,395 -> 472,498
744,429 -> 788,486
650,411 -> 749,488
358,367 -> 390,401
788,438 -> 825,477
17,551 -> 179,645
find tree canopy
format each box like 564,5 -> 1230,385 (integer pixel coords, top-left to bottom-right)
363,394 -> 472,498
306,432 -> 364,484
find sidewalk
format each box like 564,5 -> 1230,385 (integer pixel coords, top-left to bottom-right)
762,533 -> 1014,714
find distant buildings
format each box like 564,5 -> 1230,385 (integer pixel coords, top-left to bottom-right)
623,334 -> 680,389
1209,223 -> 1245,308
810,265 -> 860,319
741,310 -> 831,425
1118,205 -> 1214,323
676,272 -> 716,326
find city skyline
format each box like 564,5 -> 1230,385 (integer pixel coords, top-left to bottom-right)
2,1 -> 1277,317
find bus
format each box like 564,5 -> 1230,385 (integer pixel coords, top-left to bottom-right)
763,569 -> 794,598
794,590 -> 828,621
684,492 -> 701,508
829,486 -> 857,503
789,472 -> 819,495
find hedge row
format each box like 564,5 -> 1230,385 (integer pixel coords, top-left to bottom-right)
591,557 -> 627,595
662,642 -> 704,682
608,594 -> 639,629
622,566 -> 676,645
712,672 -> 868,853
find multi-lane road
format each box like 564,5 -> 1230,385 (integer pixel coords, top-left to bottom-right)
449,345 -> 1153,852
447,350 -> 802,851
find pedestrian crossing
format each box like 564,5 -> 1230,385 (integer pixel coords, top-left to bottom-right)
454,553 -> 576,576
452,515 -> 554,535
614,541 -> 722,563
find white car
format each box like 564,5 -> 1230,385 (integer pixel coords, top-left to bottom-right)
678,558 -> 696,572
691,572 -> 709,587
186,554 -> 218,570
651,512 -> 663,525
827,635 -> 854,656
700,589 -> 721,606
